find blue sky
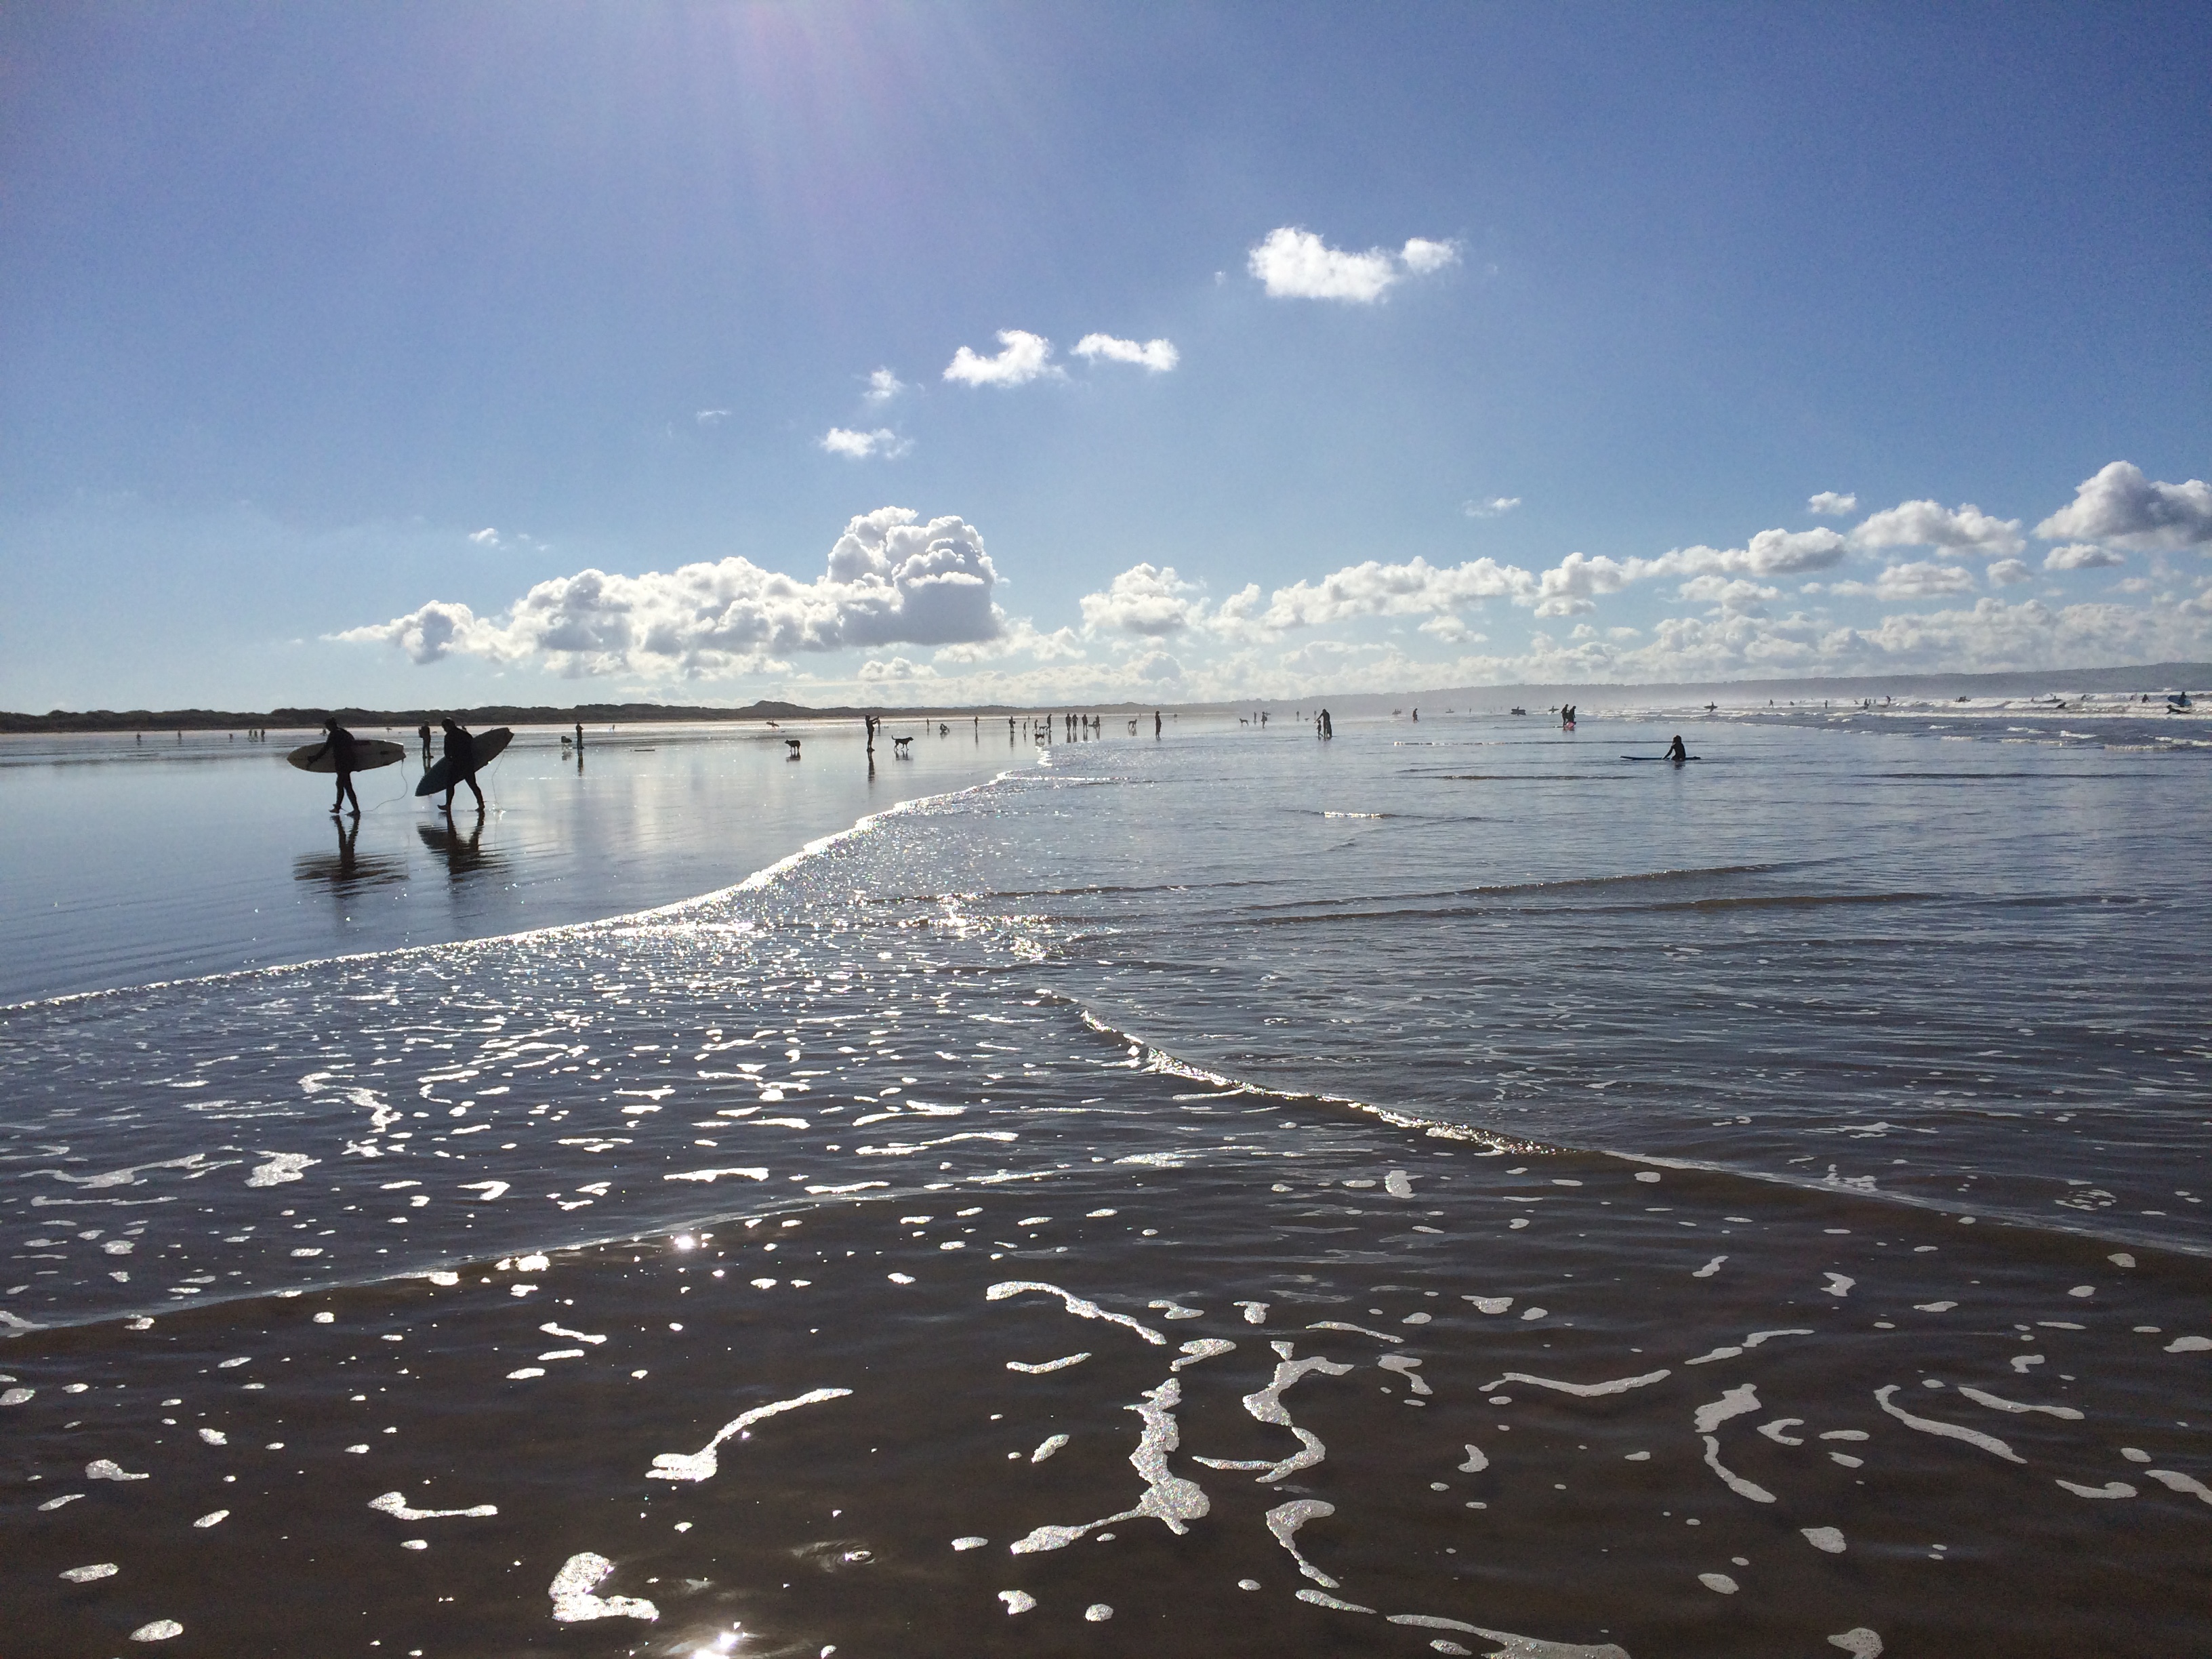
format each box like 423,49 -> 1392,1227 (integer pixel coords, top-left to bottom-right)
3,1 -> 2209,710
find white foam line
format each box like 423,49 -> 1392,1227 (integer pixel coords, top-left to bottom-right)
987,1281 -> 1166,1345
1265,1499 -> 1340,1586
1387,1614 -> 1632,1658
1008,1353 -> 1092,1374
1307,1322 -> 1404,1344
646,1387 -> 853,1482
1009,1376 -> 1208,1552
1693,1384 -> 1762,1433
548,1551 -> 659,1623
2145,1468 -> 2212,1504
369,1492 -> 497,1519
1480,1369 -> 1671,1398
1875,1385 -> 2024,1462
1957,1385 -> 2084,1420
663,1168 -> 770,1184
1195,1351 -> 1353,1485
1700,1436 -> 1776,1503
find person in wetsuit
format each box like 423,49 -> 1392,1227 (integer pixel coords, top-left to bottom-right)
1665,734 -> 1687,764
312,717 -> 362,815
438,718 -> 484,813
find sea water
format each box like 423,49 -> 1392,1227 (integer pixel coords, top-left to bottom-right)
3,703 -> 2209,1656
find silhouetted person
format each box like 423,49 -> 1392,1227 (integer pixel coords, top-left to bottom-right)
416,721 -> 433,764
1153,710 -> 1162,737
310,717 -> 362,815
1665,734 -> 1687,763
438,718 -> 483,813
574,720 -> 584,748
1320,708 -> 1333,739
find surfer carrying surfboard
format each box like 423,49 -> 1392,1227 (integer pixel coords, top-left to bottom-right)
438,718 -> 485,814
308,718 -> 363,815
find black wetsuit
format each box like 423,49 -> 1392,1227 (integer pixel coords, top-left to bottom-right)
319,724 -> 361,813
440,722 -> 483,811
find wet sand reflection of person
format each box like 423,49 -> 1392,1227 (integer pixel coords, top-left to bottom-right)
294,813 -> 404,887
415,813 -> 504,881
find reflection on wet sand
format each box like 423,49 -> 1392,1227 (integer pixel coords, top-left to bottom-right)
291,815 -> 405,890
417,811 -> 508,881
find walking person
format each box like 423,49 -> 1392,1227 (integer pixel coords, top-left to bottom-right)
310,717 -> 363,815
438,718 -> 484,814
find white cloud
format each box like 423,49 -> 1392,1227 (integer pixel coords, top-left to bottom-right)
933,616 -> 1086,667
1636,528 -> 1850,579
2034,461 -> 2212,551
1246,226 -> 1460,303
1856,561 -> 1981,600
1418,614 -> 1482,643
819,426 -> 912,460
1677,575 -> 1780,613
464,527 -> 547,554
696,409 -> 730,425
943,329 -> 1058,387
2044,543 -> 2124,571
1850,499 -> 2024,558
1079,563 -> 1204,637
1987,558 -> 2032,586
1462,496 -> 1521,518
858,655 -> 933,682
863,368 -> 906,405
1807,491 -> 1857,516
1399,237 -> 1460,276
1072,333 -> 1180,372
335,507 -> 1002,678
1256,555 -> 1540,628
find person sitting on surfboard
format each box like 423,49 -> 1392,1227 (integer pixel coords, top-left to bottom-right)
1665,734 -> 1687,763
438,718 -> 484,814
309,718 -> 362,816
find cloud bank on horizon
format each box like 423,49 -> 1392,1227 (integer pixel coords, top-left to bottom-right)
340,455 -> 2212,699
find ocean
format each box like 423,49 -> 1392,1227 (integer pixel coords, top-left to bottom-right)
3,699 -> 2209,1657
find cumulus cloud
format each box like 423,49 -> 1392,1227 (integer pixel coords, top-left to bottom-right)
1463,496 -> 1522,518
1677,575 -> 1780,613
858,655 -> 933,682
2044,543 -> 2124,571
465,527 -> 548,554
863,368 -> 906,405
1807,491 -> 1857,516
1246,226 -> 1460,303
2034,461 -> 2212,551
819,426 -> 912,460
1831,561 -> 1981,600
1850,499 -> 2024,558
335,507 -> 1002,678
1073,333 -> 1180,372
1987,558 -> 2032,586
943,329 -> 1059,387
1079,563 -> 1204,637
1635,528 -> 1849,579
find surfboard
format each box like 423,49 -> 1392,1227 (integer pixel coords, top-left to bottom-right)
287,738 -> 406,775
1621,755 -> 1700,762
414,728 -> 514,796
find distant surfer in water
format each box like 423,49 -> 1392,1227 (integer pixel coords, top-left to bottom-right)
438,718 -> 484,814
1665,734 -> 1687,764
310,717 -> 362,815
